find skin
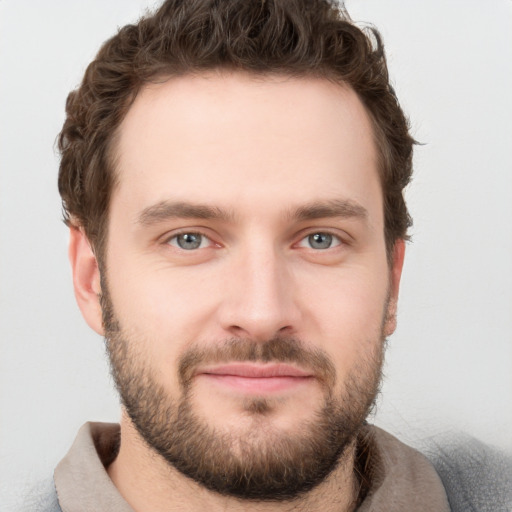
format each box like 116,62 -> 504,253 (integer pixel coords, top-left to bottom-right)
69,72 -> 405,512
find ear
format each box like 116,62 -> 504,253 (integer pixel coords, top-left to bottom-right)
384,239 -> 406,337
68,227 -> 104,335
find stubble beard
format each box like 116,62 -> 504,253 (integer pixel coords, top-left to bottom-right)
101,285 -> 386,501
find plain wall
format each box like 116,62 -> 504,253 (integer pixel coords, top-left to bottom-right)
1,0 -> 511,505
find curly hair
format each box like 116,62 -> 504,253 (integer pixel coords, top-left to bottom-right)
58,0 -> 414,260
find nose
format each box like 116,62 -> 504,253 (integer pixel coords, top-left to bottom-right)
217,243 -> 301,342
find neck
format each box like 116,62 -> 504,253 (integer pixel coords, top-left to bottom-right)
107,414 -> 360,512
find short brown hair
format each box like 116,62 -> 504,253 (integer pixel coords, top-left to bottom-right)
58,0 -> 414,259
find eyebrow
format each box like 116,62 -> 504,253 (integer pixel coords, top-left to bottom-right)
137,200 -> 236,226
137,198 -> 368,227
288,199 -> 368,222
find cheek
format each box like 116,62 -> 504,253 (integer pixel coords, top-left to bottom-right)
105,254 -> 222,353
303,267 -> 389,373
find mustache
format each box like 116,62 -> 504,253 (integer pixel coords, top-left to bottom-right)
178,337 -> 336,390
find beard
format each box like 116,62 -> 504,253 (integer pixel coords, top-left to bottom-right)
101,284 -> 386,501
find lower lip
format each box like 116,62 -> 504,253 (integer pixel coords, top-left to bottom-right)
199,374 -> 314,393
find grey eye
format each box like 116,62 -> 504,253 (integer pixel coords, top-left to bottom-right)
173,233 -> 204,250
307,233 -> 334,250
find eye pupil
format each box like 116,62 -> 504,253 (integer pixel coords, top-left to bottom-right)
308,233 -> 332,250
177,233 -> 202,250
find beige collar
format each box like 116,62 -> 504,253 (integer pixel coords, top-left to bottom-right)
54,422 -> 449,512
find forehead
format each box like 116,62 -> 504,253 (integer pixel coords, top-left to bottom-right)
113,72 -> 381,223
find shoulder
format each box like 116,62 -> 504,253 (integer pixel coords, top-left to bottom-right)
426,434 -> 512,512
15,477 -> 62,512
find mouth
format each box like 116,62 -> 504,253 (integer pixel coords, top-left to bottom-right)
196,363 -> 315,393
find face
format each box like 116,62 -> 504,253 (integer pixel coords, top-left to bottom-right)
72,72 -> 404,500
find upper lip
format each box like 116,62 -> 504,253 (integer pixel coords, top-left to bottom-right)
197,363 -> 313,379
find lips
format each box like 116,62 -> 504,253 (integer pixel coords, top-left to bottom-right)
196,363 -> 314,393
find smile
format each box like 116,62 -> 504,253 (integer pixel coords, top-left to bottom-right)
196,363 -> 315,393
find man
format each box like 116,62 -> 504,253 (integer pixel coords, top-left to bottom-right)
50,0 -> 451,510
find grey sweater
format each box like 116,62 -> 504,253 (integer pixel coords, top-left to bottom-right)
20,423 -> 512,511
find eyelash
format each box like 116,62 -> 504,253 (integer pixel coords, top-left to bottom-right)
165,231 -> 214,251
164,230 -> 345,252
297,232 -> 343,250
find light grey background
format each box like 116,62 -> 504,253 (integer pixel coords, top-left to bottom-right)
1,0 -> 511,505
